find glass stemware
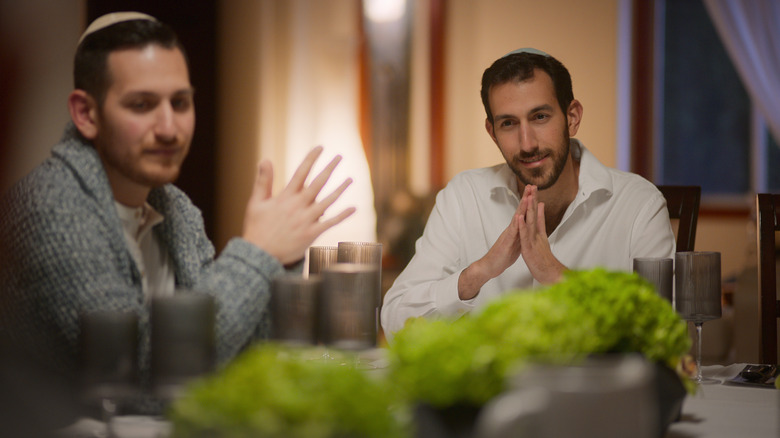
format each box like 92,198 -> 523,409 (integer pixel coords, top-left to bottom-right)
633,257 -> 674,303
674,251 -> 722,384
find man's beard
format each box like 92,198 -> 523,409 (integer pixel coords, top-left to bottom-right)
506,129 -> 570,190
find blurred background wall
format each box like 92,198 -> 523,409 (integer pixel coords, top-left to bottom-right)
1,0 -> 770,362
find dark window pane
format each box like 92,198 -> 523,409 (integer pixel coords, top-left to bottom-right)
662,0 -> 751,195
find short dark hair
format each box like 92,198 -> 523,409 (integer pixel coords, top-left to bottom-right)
73,19 -> 188,105
480,52 -> 574,124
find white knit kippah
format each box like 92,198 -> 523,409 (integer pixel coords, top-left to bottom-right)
503,47 -> 551,58
78,11 -> 158,44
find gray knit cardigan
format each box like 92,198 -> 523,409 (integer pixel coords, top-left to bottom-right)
0,124 -> 288,383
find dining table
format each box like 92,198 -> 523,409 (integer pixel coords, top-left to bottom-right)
665,363 -> 779,438
55,360 -> 778,438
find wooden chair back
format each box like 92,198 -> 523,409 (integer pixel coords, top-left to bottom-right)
657,185 -> 701,253
756,193 -> 780,365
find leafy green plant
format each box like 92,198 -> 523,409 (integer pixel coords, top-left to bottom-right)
168,345 -> 407,438
169,269 -> 694,436
387,269 -> 693,408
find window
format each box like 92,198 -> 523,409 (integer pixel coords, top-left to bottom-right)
640,0 -> 780,202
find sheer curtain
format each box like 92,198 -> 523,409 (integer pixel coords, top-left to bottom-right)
257,0 -> 377,246
704,0 -> 780,144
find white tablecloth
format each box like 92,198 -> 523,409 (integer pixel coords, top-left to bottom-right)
666,364 -> 779,438
57,362 -> 779,438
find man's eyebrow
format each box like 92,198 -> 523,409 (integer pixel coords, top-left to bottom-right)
529,104 -> 554,113
123,88 -> 195,98
174,88 -> 196,96
494,104 -> 554,122
494,114 -> 515,122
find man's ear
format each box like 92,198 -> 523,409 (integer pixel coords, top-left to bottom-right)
485,118 -> 498,144
68,90 -> 99,140
566,99 -> 583,137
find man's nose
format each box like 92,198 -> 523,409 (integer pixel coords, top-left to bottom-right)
154,102 -> 177,141
518,123 -> 538,151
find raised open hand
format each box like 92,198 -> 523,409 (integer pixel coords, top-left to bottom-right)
242,146 -> 356,265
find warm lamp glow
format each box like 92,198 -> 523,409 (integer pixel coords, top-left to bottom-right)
281,0 -> 377,247
364,0 -> 406,23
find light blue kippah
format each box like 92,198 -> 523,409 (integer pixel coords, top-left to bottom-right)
502,47 -> 551,58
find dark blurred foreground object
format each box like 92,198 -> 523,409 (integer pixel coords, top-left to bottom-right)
151,292 -> 216,401
80,310 -> 140,402
320,263 -> 380,350
337,241 -> 383,342
416,356 -> 685,438
0,339 -> 84,437
270,274 -> 321,345
79,310 -> 141,436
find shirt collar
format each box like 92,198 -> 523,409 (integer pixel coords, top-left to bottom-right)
489,139 -> 614,203
114,201 -> 164,241
573,139 -> 614,201
491,163 -> 522,202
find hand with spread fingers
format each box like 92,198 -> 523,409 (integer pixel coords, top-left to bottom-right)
516,184 -> 566,285
242,146 -> 356,265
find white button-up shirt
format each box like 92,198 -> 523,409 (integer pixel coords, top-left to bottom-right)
381,141 -> 676,338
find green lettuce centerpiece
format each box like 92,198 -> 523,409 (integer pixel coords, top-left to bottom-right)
387,269 -> 693,408
168,269 -> 693,436
168,345 -> 406,438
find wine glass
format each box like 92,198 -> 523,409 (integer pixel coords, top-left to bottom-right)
674,251 -> 722,384
633,257 -> 673,303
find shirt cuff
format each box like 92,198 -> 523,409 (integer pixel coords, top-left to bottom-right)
433,268 -> 477,317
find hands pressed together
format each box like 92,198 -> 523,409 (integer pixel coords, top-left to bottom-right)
241,146 -> 356,266
241,147 -> 565,293
458,185 -> 565,300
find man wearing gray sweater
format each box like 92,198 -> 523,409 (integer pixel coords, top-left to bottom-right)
0,11 -> 354,409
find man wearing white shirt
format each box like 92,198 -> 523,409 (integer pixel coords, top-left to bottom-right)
381,49 -> 675,338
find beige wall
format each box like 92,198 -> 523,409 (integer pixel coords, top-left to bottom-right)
444,0 -> 620,178
696,215 -> 754,278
